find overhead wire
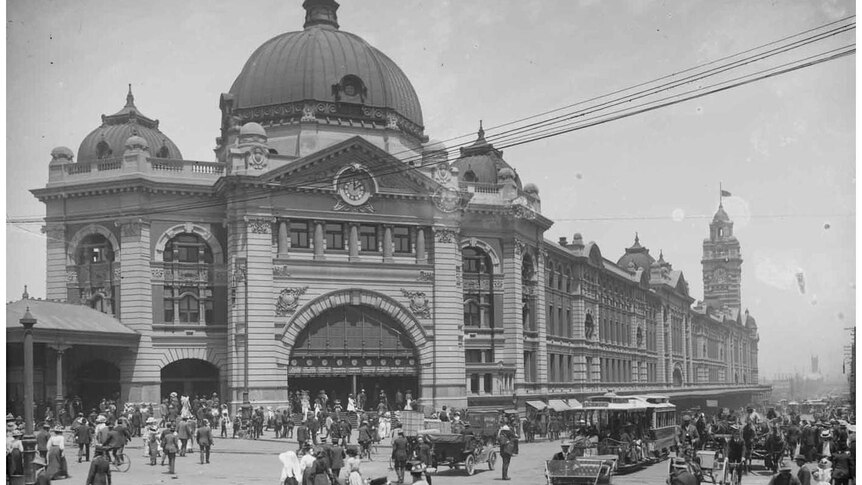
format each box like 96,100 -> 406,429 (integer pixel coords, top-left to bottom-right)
5,17 -> 855,225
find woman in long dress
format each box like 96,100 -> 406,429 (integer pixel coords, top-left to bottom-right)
46,425 -> 69,479
278,449 -> 303,485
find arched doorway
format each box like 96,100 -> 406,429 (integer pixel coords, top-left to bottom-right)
289,305 -> 419,411
672,367 -> 684,387
160,359 -> 219,399
71,360 -> 121,411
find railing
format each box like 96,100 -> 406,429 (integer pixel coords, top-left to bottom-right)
53,156 -> 226,184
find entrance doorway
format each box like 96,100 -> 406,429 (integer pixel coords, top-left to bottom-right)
160,359 -> 219,399
71,359 -> 121,411
289,375 -> 419,412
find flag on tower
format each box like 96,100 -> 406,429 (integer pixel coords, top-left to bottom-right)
720,189 -> 732,197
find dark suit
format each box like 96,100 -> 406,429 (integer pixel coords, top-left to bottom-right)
162,432 -> 179,474
75,421 -> 93,461
391,436 -> 409,483
195,425 -> 214,464
35,429 -> 50,459
86,454 -> 112,485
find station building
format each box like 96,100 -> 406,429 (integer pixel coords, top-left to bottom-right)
9,0 -> 766,415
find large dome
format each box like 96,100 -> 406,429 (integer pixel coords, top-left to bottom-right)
77,86 -> 182,162
227,0 -> 423,130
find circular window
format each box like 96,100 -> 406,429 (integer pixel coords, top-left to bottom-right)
305,359 -> 313,366
344,84 -> 357,97
291,359 -> 298,366
321,359 -> 329,366
336,359 -> 343,366
351,359 -> 358,366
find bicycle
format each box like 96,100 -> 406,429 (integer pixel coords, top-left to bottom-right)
110,451 -> 131,473
724,461 -> 743,485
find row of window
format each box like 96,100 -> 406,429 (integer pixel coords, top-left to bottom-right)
548,353 -> 574,382
163,286 -> 214,324
287,221 -> 412,253
547,305 -> 572,338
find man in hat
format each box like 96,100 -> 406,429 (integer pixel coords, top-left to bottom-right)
409,462 -> 429,485
296,418 -> 309,453
725,426 -> 747,483
339,416 -> 352,446
195,419 -> 214,465
498,423 -> 516,481
358,419 -> 373,460
74,413 -> 93,462
678,415 -> 700,453
328,436 -> 345,480
161,423 -> 180,475
391,429 -> 409,484
552,443 -> 572,461
767,461 -> 801,485
86,445 -> 111,485
35,422 -> 51,459
829,448 -> 852,485
794,454 -> 815,485
765,425 -> 786,474
176,416 -> 191,457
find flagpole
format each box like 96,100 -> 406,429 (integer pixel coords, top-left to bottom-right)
719,182 -> 723,206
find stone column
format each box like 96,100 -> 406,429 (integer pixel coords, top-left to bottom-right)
534,248 -> 549,393
43,225 -> 67,301
313,221 -> 325,260
503,238 -> 525,389
415,228 -> 426,264
277,220 -> 289,257
50,345 -> 71,420
429,226 -> 467,410
382,226 -> 393,262
348,224 -> 359,261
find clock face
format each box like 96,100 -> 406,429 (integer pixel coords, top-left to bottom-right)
334,165 -> 373,206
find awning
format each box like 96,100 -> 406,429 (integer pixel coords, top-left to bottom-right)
526,400 -> 547,411
7,299 -> 140,347
548,399 -> 572,412
567,398 -> 582,408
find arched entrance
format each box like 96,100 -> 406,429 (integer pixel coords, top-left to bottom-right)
71,360 -> 120,411
289,305 -> 419,411
161,359 -> 219,399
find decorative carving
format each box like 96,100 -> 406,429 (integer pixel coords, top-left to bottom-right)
42,225 -> 65,240
119,221 -> 143,237
246,146 -> 268,170
246,218 -> 273,234
417,271 -> 434,282
301,103 -> 317,122
276,286 -> 309,316
334,199 -> 375,213
508,202 -> 536,220
400,289 -> 430,318
433,228 -> 459,244
66,270 -> 78,285
514,237 -> 526,258
433,162 -> 453,185
455,265 -> 462,287
273,265 -> 292,278
432,186 -> 463,213
637,326 -> 643,347
386,112 -> 399,129
585,313 -> 594,340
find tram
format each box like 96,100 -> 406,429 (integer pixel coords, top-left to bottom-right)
571,391 -> 676,474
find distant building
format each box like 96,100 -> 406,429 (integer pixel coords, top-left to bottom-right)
9,0 -> 766,415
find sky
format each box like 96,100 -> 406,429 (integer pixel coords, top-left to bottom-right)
5,0 -> 856,381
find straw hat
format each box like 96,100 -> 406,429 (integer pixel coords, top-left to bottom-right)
818,458 -> 831,469
53,425 -> 64,433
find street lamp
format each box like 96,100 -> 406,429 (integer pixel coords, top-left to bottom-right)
20,307 -> 37,485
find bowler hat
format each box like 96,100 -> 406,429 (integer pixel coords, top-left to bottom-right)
794,454 -> 806,461
778,462 -> 792,472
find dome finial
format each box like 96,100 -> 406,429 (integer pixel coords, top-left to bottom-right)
22,285 -> 29,300
478,120 -> 485,140
634,232 -> 639,245
303,0 -> 340,29
125,83 -> 135,108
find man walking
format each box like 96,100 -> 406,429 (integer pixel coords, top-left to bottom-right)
498,424 -> 516,481
195,419 -> 214,465
176,417 -> 191,457
161,424 -> 179,475
391,429 -> 409,484
74,414 -> 93,463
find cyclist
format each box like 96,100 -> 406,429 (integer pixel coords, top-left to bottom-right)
725,426 -> 747,484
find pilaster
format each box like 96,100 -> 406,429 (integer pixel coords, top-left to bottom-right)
502,238 -> 525,385
534,246 -> 548,393
44,225 -> 67,301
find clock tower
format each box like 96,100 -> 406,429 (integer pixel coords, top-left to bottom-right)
702,202 -> 742,310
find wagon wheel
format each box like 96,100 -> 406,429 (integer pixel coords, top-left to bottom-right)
464,454 -> 476,476
487,451 -> 497,470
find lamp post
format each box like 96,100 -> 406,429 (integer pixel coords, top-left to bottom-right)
20,307 -> 37,485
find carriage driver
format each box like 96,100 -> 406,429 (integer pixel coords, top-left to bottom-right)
677,415 -> 701,453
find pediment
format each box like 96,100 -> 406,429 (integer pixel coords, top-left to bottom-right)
261,136 -> 439,197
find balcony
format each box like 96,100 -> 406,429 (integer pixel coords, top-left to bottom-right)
458,181 -> 541,211
48,155 -> 225,187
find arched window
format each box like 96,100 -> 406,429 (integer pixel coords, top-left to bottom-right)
565,268 -> 573,293
156,145 -> 170,158
96,141 -> 112,159
162,233 -> 215,325
463,170 -> 477,182
462,246 -> 494,328
163,234 -> 213,263
556,264 -> 564,290
76,234 -> 115,265
546,260 -> 554,287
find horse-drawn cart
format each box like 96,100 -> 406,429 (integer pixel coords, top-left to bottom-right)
427,433 -> 497,476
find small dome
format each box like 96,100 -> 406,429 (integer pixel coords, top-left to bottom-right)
77,85 -> 182,161
572,233 -> 582,241
498,167 -> 515,180
617,233 -> 655,271
240,122 -> 267,138
713,204 -> 731,222
524,183 -> 539,194
423,138 -> 447,152
451,122 -> 522,188
50,146 -> 74,164
125,135 -> 149,151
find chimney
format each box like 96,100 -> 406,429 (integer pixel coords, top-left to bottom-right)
558,237 -> 568,247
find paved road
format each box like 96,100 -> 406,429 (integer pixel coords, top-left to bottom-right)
58,431 -> 785,484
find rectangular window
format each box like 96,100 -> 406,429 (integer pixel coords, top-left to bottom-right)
179,295 -> 199,323
470,374 -> 480,394
558,308 -> 564,337
359,225 -> 378,252
465,350 -> 482,363
325,223 -> 344,250
393,226 -> 411,253
204,299 -> 213,324
548,305 -> 554,335
566,309 -> 572,338
464,296 -> 480,327
483,373 -> 493,393
289,221 -> 310,248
